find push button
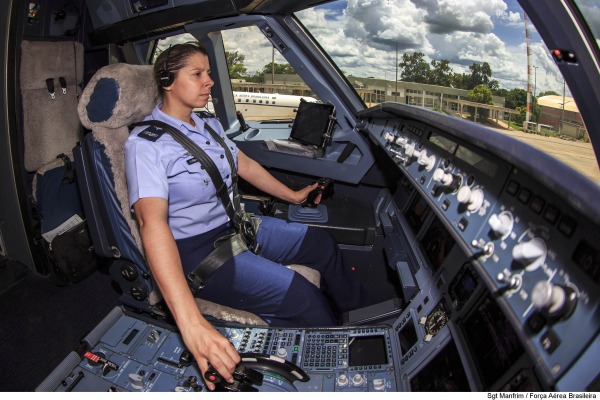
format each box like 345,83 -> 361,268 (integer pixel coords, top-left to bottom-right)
540,329 -> 560,354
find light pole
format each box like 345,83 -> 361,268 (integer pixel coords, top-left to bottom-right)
532,65 -> 538,98
271,46 -> 275,84
395,41 -> 398,102
560,79 -> 566,134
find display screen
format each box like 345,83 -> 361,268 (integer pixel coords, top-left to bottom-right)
419,216 -> 455,273
290,100 -> 335,148
405,194 -> 432,235
410,340 -> 470,391
348,335 -> 388,367
455,145 -> 498,177
398,319 -> 419,354
429,132 -> 458,154
449,263 -> 479,311
460,295 -> 524,389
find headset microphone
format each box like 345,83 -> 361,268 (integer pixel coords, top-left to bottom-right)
159,45 -> 174,87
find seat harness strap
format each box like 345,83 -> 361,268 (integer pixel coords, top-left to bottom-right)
130,119 -> 261,293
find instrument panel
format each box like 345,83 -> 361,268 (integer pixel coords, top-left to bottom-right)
357,105 -> 600,390
36,307 -> 400,392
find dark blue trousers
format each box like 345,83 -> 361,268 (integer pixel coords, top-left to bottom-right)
176,216 -> 368,327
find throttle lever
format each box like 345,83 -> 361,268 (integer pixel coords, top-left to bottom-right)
304,177 -> 334,208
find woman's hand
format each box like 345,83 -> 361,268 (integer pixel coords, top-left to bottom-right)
291,182 -> 320,205
180,319 -> 241,391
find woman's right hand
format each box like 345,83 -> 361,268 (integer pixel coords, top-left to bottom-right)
180,318 -> 241,391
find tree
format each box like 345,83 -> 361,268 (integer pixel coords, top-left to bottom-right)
429,59 -> 453,87
514,105 -> 527,125
493,88 -> 509,98
451,72 -> 468,89
225,51 -> 247,79
505,88 -> 528,109
468,62 -> 492,89
538,90 -> 560,97
260,62 -> 296,75
399,52 -> 431,83
468,84 -> 493,119
488,79 -> 500,92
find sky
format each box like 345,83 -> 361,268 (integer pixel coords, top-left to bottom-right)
294,0 -> 567,94
167,0 -> 600,96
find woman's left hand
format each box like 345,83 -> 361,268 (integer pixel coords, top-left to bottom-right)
293,182 -> 320,205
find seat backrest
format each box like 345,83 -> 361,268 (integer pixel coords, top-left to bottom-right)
20,40 -> 97,284
75,63 -> 161,311
20,40 -> 83,172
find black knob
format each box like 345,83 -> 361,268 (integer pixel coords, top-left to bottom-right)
179,350 -> 194,367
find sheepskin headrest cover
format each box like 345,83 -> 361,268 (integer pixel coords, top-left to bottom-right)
78,63 -> 158,130
86,78 -> 120,123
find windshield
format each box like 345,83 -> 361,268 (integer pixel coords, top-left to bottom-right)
295,0 -> 600,185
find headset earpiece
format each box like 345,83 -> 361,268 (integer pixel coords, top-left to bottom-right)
159,70 -> 174,87
159,46 -> 174,87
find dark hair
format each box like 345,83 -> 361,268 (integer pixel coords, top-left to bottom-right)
153,42 -> 209,93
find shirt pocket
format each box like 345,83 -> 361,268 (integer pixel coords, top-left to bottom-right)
169,157 -> 214,202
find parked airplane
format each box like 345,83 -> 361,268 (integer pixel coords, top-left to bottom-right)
208,91 -> 318,120
1,0 -> 599,393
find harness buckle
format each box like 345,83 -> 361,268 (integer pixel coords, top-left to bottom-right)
186,273 -> 205,293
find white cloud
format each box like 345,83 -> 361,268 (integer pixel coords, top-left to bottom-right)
209,0 -> 569,94
412,0 -> 507,34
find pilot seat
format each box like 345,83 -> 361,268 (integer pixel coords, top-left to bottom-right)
75,63 -> 320,325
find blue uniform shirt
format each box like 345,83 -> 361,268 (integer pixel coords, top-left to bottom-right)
124,104 -> 239,240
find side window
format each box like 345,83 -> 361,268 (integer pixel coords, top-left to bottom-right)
221,26 -> 320,121
153,29 -> 320,122
153,33 -> 196,63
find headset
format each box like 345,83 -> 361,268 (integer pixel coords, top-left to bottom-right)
158,45 -> 174,87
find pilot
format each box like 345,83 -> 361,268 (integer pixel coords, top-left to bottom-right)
124,42 -> 368,388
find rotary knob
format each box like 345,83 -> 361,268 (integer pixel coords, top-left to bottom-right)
383,132 -> 396,143
531,281 -> 577,319
433,168 -> 452,186
512,238 -> 547,271
404,143 -> 420,158
373,378 -> 386,391
337,374 -> 349,387
488,211 -> 514,239
457,186 -> 484,212
276,347 -> 288,358
352,374 -> 364,386
395,136 -> 408,147
417,150 -> 436,171
129,373 -> 145,390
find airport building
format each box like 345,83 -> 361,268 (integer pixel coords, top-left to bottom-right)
536,95 -> 587,140
232,74 -> 516,124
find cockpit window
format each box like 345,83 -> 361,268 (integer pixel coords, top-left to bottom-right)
295,0 -> 600,185
574,0 -> 600,51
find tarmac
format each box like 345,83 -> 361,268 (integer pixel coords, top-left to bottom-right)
489,123 -> 600,185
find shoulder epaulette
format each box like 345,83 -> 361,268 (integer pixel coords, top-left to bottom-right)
195,110 -> 216,119
137,124 -> 166,142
